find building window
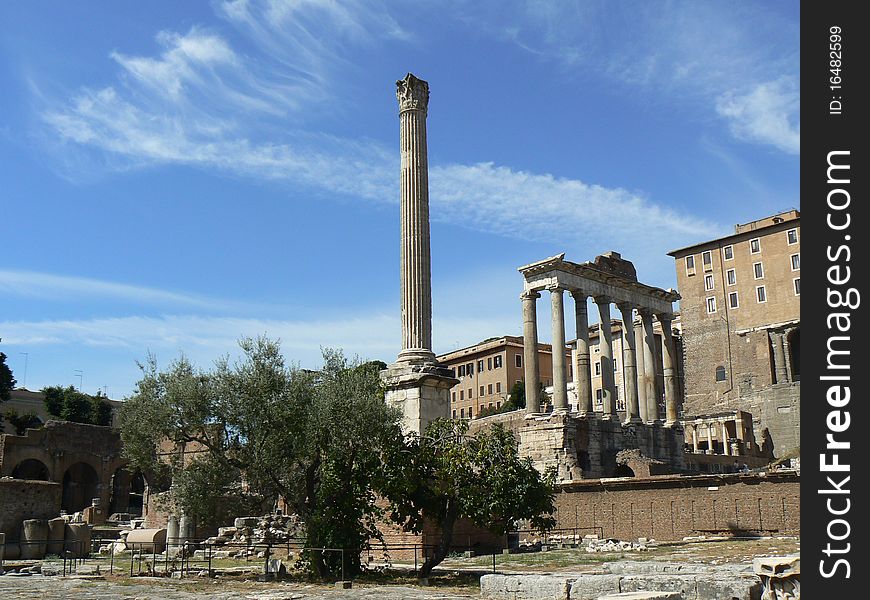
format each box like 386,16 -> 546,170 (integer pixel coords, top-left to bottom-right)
595,389 -> 603,405
487,357 -> 493,370
479,385 -> 485,397
495,382 -> 501,393
728,291 -> 740,309
458,365 -> 465,377
595,361 -> 602,376
496,401 -> 501,409
756,286 -> 767,303
469,407 -> 473,419
753,262 -> 764,279
704,274 -> 714,291
794,278 -> 801,296
460,408 -> 465,418
493,355 -> 503,368
460,390 -> 464,401
613,359 -> 618,372
791,253 -> 800,271
729,291 -> 739,309
750,238 -> 761,253
467,388 -> 473,399
515,354 -> 522,368
685,255 -> 696,276
488,384 -> 493,395
787,228 -> 798,245
452,410 -> 456,419
702,250 -> 713,271
706,297 -> 717,314
488,402 -> 493,409
715,366 -> 727,382
467,362 -> 474,375
726,268 -> 737,286
452,392 -> 456,403
477,360 -> 484,372
723,245 -> 734,260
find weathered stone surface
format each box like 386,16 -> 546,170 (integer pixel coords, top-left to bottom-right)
47,517 -> 66,555
480,574 -> 572,600
20,519 -> 49,559
126,528 -> 167,553
65,523 -> 92,558
568,575 -> 623,600
753,556 -> 799,600
618,575 -> 695,597
695,576 -> 762,600
598,593 -> 681,600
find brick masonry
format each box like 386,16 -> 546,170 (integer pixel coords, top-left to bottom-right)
0,479 -> 62,540
550,471 -> 799,540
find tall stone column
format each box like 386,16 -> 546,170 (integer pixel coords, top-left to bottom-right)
721,421 -> 730,456
396,73 -> 435,365
635,320 -> 648,421
595,296 -> 617,418
618,303 -> 640,422
550,287 -> 569,412
706,424 -> 715,454
691,424 -> 699,453
572,291 -> 593,413
640,308 -> 658,422
769,330 -> 788,384
658,313 -> 679,425
382,74 -> 458,435
522,290 -> 542,413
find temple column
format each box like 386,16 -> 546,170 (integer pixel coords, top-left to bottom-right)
550,286 -> 569,412
769,330 -> 788,384
721,421 -> 730,456
522,290 -> 542,414
706,424 -> 715,454
595,296 -> 617,418
635,319 -> 648,421
396,73 -> 435,365
618,302 -> 640,422
658,313 -> 679,425
572,291 -> 593,413
691,424 -> 699,453
640,308 -> 659,421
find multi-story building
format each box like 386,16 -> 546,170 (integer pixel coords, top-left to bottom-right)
668,210 -> 800,456
437,336 -> 564,419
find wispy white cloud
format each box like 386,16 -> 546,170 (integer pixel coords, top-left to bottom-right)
469,0 -> 799,153
0,269 -> 223,309
716,78 -> 800,155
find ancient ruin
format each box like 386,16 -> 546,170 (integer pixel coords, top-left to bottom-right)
381,73 -> 458,435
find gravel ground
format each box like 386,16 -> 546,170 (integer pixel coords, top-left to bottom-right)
0,575 -> 477,599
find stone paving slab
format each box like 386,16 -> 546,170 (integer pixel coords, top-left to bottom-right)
0,576 -> 477,600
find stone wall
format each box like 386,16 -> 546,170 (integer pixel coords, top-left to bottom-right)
734,383 -> 800,457
0,479 -> 62,540
550,471 -> 799,541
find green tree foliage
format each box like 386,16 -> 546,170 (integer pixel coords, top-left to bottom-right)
0,352 -> 16,403
382,418 -> 556,578
118,338 -> 404,580
42,385 -> 112,425
3,410 -> 41,435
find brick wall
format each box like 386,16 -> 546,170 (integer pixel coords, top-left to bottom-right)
0,479 -> 62,540
551,471 -> 799,541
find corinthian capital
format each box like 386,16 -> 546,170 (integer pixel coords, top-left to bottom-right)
396,73 -> 429,113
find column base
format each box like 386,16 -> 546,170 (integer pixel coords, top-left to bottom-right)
381,361 -> 458,436
623,416 -> 644,425
396,348 -> 437,365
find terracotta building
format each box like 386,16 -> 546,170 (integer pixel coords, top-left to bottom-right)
668,210 -> 800,456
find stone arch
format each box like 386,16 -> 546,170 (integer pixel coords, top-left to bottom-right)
62,461 -> 100,513
12,458 -> 50,481
787,328 -> 800,381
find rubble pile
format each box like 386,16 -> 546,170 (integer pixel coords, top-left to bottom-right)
201,514 -> 305,559
584,536 -> 657,552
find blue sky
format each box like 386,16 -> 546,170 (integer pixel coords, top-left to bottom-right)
0,0 -> 799,399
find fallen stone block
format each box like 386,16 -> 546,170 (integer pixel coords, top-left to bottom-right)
598,593 -> 681,600
480,574 -> 574,600
569,575 -> 623,600
695,575 -> 762,600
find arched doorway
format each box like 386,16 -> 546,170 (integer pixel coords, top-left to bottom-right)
12,458 -> 50,480
62,462 -> 100,513
788,328 -> 800,381
613,464 -> 635,477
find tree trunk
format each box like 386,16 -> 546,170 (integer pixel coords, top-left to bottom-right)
419,500 -> 458,578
